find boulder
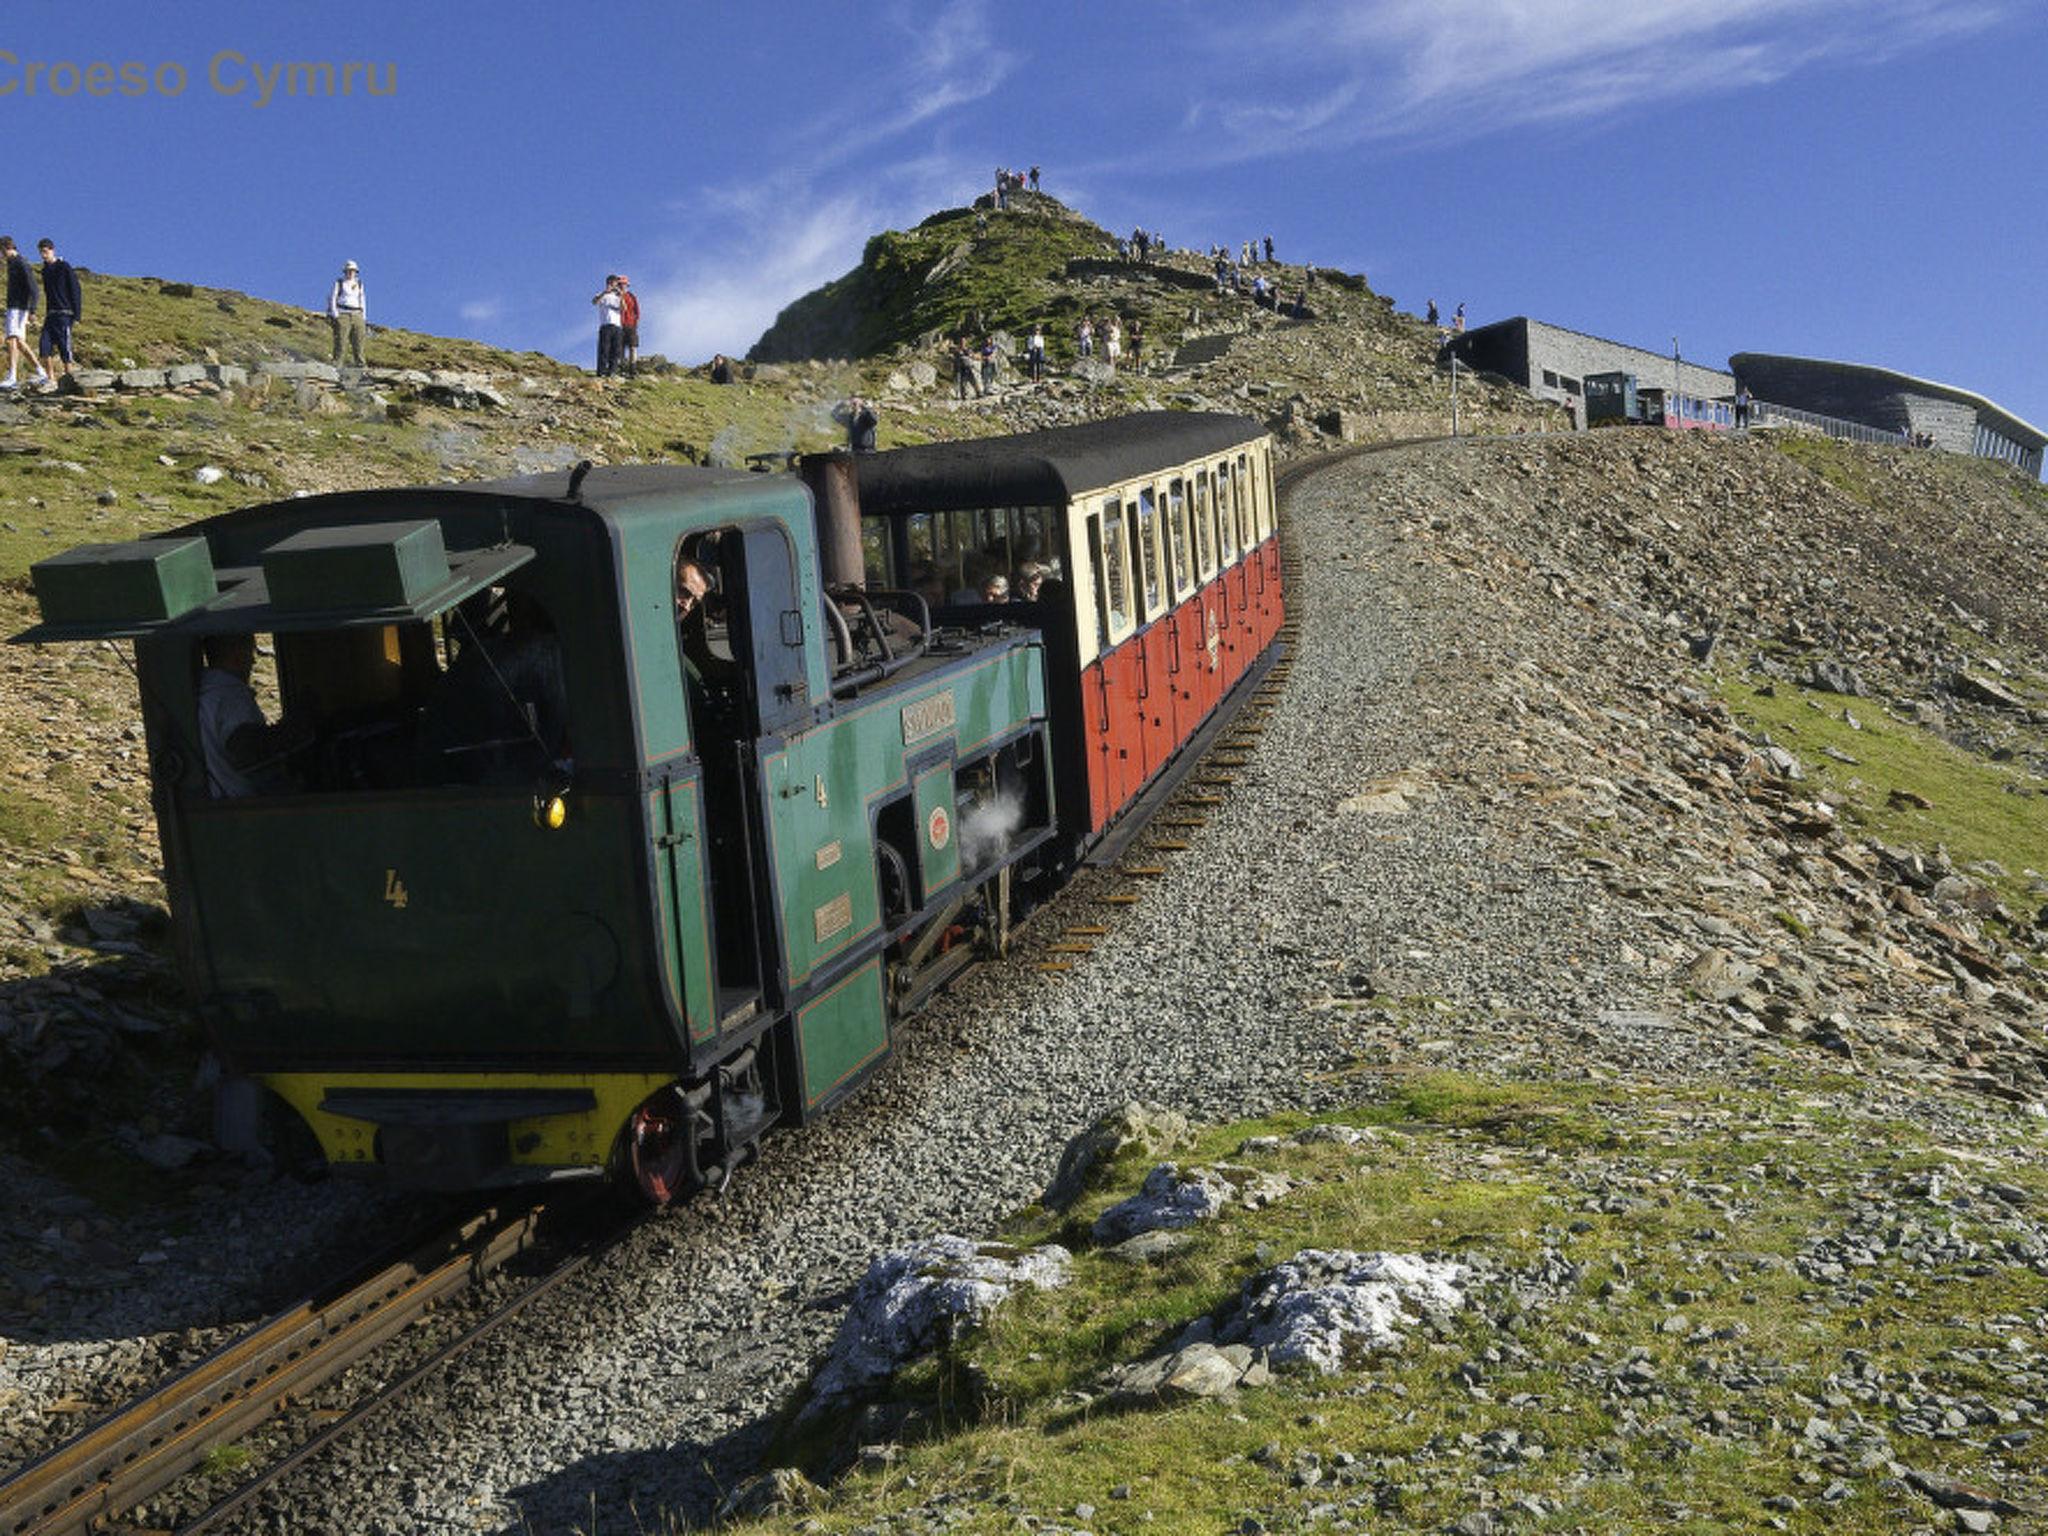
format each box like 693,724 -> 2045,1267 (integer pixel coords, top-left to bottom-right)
257,361 -> 342,383
163,364 -> 208,387
117,369 -> 168,389
805,1235 -> 1070,1415
1212,1249 -> 1470,1374
1104,1341 -> 1265,1405
1093,1162 -> 1297,1244
1043,1101 -> 1193,1209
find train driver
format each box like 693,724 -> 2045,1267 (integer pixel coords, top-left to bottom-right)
675,554 -> 738,690
197,632 -> 307,797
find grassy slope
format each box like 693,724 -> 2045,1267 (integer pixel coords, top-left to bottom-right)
736,1074 -> 2046,1535
72,270 -> 577,376
750,198 -> 1122,361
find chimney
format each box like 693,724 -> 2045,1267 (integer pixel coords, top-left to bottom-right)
800,451 -> 865,590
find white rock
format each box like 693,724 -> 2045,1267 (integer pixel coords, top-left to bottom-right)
806,1235 -> 1070,1412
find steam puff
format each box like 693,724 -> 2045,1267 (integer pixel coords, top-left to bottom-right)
960,792 -> 1025,868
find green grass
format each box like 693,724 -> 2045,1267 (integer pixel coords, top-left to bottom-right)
724,1072 -> 2048,1535
63,271 -> 578,378
1719,671 -> 2048,918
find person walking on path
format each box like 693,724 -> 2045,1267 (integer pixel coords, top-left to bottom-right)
951,335 -> 980,399
617,276 -> 641,377
591,274 -> 625,377
327,260 -> 367,368
35,240 -> 80,388
2,238 -> 47,389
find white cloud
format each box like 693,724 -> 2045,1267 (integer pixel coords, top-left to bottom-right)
1180,0 -> 2010,150
459,298 -> 502,324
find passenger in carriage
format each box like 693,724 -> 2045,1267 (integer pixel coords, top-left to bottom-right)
1011,561 -> 1046,602
978,573 -> 1010,604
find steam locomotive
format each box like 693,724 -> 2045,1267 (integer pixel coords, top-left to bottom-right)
16,412 -> 1284,1201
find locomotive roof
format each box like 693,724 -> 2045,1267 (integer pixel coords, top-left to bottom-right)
848,411 -> 1264,514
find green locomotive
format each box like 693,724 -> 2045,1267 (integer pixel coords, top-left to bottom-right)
15,413 -> 1281,1201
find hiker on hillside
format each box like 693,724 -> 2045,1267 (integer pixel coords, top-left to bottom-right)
35,241 -> 81,389
979,335 -> 998,393
591,274 -> 624,377
1077,317 -> 1094,358
1104,317 -> 1121,367
1453,301 -> 1466,334
617,276 -> 641,377
327,260 -> 367,368
1026,324 -> 1045,382
1028,165 -> 1040,192
1264,234 -> 1275,263
951,336 -> 979,399
1426,298 -> 1438,327
835,395 -> 879,453
2,237 -> 47,390
1126,317 -> 1142,368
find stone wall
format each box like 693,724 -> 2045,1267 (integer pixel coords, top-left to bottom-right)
17,360 -> 515,414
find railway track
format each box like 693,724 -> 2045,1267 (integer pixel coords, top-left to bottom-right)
0,1197 -> 631,1536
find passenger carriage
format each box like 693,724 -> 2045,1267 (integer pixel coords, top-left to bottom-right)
828,412 -> 1284,849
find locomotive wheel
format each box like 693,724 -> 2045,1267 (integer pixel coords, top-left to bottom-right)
627,1087 -> 694,1206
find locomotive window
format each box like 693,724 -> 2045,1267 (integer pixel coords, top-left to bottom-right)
1166,479 -> 1192,598
1134,487 -> 1161,616
1194,472 -> 1215,580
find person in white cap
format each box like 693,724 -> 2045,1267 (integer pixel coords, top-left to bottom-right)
327,260 -> 367,367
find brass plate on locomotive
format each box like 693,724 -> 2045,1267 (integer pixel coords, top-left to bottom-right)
900,690 -> 957,746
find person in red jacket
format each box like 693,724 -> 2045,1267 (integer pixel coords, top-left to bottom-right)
617,275 -> 641,377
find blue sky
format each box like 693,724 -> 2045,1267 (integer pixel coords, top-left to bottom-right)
10,2 -> 2044,434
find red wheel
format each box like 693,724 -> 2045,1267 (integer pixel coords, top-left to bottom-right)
627,1088 -> 691,1206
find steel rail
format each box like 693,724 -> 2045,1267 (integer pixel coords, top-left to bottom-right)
0,1203 -> 555,1536
175,1209 -> 635,1536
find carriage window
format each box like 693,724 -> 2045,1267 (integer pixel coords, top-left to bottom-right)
1235,453 -> 1256,548
1167,479 -> 1192,597
1214,463 -> 1237,564
1096,500 -> 1130,639
1134,487 -> 1161,615
1255,452 -> 1274,540
1194,472 -> 1214,580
